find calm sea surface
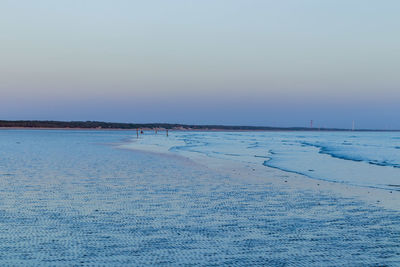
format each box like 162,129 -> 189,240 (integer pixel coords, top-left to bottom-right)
0,130 -> 399,266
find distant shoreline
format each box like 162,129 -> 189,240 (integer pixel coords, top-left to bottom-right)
0,120 -> 398,132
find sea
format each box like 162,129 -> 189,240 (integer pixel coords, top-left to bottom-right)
0,129 -> 399,266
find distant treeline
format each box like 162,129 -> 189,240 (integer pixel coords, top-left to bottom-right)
0,120 -> 392,131
0,120 -> 349,131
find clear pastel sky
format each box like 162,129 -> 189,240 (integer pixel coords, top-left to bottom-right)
1,1 -> 399,129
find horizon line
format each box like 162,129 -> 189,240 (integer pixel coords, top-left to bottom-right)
0,120 -> 399,132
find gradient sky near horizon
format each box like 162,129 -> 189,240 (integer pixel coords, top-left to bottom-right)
1,1 -> 399,129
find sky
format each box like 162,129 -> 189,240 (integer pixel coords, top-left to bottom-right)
1,0 -> 399,129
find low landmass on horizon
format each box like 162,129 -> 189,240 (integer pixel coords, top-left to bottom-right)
1,120 -> 395,131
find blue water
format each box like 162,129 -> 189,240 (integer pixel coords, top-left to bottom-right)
0,130 -> 399,266
135,131 -> 400,190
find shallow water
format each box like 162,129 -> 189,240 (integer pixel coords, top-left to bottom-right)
132,131 -> 400,190
0,130 -> 399,266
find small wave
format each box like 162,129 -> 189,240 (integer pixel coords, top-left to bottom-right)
261,159 -> 340,186
263,159 -> 397,191
342,142 -> 352,145
263,160 -> 309,178
388,184 -> 400,191
369,161 -> 400,168
247,142 -> 260,149
254,155 -> 269,159
300,141 -> 399,168
224,153 -> 241,157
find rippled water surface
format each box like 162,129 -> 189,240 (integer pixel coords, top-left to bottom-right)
0,130 -> 399,266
